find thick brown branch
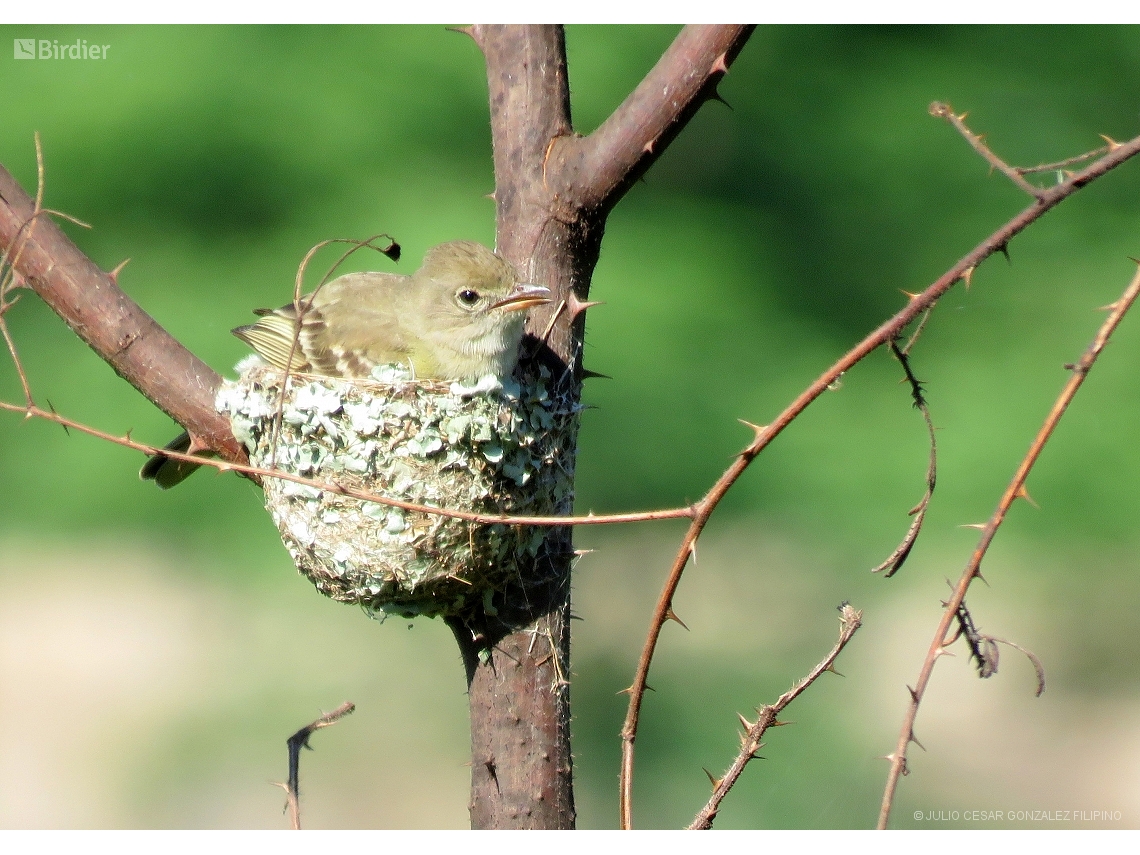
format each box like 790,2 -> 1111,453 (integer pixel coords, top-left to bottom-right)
465,24 -> 760,831
552,25 -> 755,215
0,165 -> 247,469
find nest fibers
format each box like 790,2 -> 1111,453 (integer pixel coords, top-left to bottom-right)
217,359 -> 579,620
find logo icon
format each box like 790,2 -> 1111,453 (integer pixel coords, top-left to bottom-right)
13,39 -> 35,60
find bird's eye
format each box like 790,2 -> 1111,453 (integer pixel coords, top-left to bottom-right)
456,289 -> 481,307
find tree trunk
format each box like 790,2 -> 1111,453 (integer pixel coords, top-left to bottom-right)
447,25 -> 594,830
453,23 -> 753,829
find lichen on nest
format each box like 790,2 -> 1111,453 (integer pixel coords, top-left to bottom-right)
216,360 -> 579,620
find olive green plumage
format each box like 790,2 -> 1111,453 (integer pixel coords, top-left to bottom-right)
140,241 -> 550,488
233,241 -> 549,381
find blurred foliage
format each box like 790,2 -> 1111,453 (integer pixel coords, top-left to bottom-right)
2,25 -> 1140,829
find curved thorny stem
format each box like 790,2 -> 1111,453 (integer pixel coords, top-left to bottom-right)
616,125 -> 1140,829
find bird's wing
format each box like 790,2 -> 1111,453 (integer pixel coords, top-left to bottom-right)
233,308 -> 315,372
233,272 -> 415,379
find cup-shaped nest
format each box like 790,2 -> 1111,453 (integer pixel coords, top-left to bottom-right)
217,362 -> 578,620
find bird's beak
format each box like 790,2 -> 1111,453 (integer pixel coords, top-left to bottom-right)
492,283 -> 552,313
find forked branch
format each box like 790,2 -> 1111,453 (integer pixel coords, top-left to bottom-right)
550,25 -> 754,214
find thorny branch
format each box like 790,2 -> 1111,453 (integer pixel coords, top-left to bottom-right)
876,262 -> 1140,829
871,340 -> 937,576
689,603 -> 863,830
0,162 -> 249,472
950,598 -> 1045,692
549,25 -> 754,215
931,101 -> 1122,191
618,116 -> 1140,829
0,394 -> 696,528
930,102 -> 1046,198
278,701 -> 355,830
1018,147 -> 1113,176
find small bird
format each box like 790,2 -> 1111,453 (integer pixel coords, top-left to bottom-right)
140,240 -> 551,488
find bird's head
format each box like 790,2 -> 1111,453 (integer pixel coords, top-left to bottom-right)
413,241 -> 551,379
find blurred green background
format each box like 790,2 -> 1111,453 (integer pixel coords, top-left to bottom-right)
2,25 -> 1140,829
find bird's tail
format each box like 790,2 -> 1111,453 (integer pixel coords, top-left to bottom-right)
139,430 -> 212,489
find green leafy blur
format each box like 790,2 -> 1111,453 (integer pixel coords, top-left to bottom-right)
2,25 -> 1139,829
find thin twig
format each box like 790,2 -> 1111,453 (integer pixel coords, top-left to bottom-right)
0,297 -> 33,408
988,635 -> 1047,696
0,395 -> 697,528
266,234 -> 401,472
877,262 -> 1140,829
1017,144 -> 1112,176
929,102 -> 1046,198
618,124 -> 1140,830
689,603 -> 863,830
0,160 -> 249,471
872,341 -> 937,576
277,701 -> 355,830
901,303 -> 935,355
